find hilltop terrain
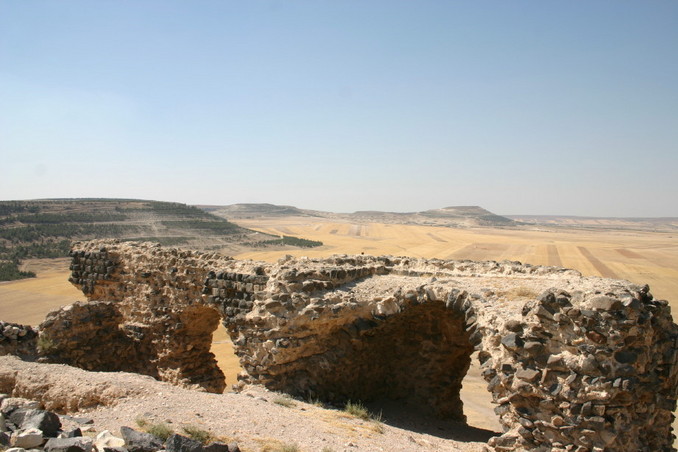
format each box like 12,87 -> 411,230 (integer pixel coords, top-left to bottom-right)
0,199 -> 321,281
203,204 -> 517,227
509,214 -> 678,232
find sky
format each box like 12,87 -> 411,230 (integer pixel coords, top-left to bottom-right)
1,1 -> 677,217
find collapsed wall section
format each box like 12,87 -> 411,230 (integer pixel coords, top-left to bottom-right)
0,321 -> 38,359
52,243 -> 234,392
41,240 -> 678,451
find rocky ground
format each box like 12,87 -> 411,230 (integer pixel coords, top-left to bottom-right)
0,356 -> 490,452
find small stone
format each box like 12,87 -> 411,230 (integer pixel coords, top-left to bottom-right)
488,434 -> 519,447
589,296 -> 621,311
552,415 -> 565,426
19,410 -> 62,438
585,330 -> 606,344
586,416 -> 606,430
515,368 -> 541,383
581,401 -> 592,416
119,427 -> 163,452
58,429 -> 82,438
580,356 -> 600,375
535,305 -> 555,321
523,341 -> 545,356
94,431 -> 125,450
164,434 -> 203,452
547,355 -> 568,371
518,417 -> 534,428
538,291 -> 556,305
504,320 -> 523,332
0,431 -> 10,447
501,333 -> 524,351
44,436 -> 94,452
592,405 -> 605,416
60,416 -> 94,426
12,429 -> 44,449
203,442 -> 229,452
549,383 -> 563,396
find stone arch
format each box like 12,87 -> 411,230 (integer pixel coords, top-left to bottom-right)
154,304 -> 225,393
261,299 -> 475,420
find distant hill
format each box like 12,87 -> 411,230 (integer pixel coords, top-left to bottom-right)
206,203 -> 517,228
201,203 -> 318,218
0,199 -> 322,281
508,215 -> 678,231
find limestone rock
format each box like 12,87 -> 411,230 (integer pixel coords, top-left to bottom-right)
94,431 -> 125,450
202,442 -> 229,452
44,436 -> 94,452
164,434 -> 204,452
119,427 -> 162,452
17,409 -> 61,437
12,428 -> 44,449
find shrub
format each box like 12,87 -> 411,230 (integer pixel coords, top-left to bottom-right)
279,444 -> 300,452
135,418 -> 174,441
0,261 -> 35,281
344,401 -> 370,420
146,422 -> 174,441
36,335 -> 57,354
135,417 -> 149,429
181,425 -> 212,444
273,395 -> 296,408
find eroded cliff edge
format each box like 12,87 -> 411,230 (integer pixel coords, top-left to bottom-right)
20,240 -> 678,451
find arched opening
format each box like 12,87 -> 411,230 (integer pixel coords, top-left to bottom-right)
267,300 -> 498,439
156,304 -> 226,393
459,352 -> 502,433
210,323 -> 244,391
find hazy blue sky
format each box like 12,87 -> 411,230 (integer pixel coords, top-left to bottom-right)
1,1 -> 676,216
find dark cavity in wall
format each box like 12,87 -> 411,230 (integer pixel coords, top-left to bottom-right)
272,301 -> 480,427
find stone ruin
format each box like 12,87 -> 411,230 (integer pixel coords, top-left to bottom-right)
7,240 -> 678,451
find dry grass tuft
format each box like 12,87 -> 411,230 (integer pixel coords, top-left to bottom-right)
259,440 -> 301,452
273,394 -> 297,408
499,286 -> 538,300
344,400 -> 370,420
182,425 -> 213,444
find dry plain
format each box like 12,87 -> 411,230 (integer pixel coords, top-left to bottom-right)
1,217 -> 677,437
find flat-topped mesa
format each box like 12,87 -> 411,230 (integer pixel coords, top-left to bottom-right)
41,239 -> 678,451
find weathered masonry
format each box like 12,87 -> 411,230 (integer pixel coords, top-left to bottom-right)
35,240 -> 678,451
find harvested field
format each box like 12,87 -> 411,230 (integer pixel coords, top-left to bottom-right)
0,259 -> 82,325
232,217 -> 678,309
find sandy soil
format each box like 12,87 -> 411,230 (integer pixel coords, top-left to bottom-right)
1,356 -> 491,452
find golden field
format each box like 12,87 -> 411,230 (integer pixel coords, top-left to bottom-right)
232,217 -> 678,309
1,218 -> 676,434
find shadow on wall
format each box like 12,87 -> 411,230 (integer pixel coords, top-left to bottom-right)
262,300 -> 493,436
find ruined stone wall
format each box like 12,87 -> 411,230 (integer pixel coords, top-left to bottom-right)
0,321 -> 38,359
39,240 -> 678,451
44,244 -> 245,392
